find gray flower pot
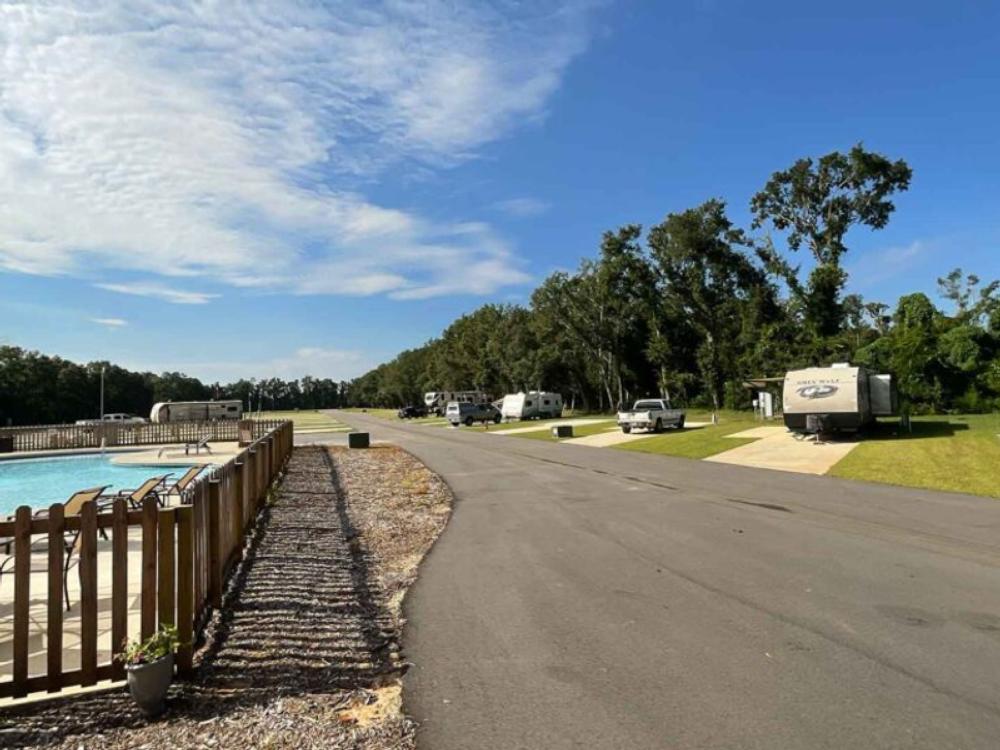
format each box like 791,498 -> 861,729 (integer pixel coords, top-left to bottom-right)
126,653 -> 174,717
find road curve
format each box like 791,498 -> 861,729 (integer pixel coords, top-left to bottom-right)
333,411 -> 1000,749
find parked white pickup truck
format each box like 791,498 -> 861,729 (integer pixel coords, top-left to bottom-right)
617,399 -> 685,434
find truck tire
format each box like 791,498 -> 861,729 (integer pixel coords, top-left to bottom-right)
622,425 -> 631,434
464,416 -> 474,427
677,416 -> 685,429
493,414 -> 501,424
654,418 -> 663,433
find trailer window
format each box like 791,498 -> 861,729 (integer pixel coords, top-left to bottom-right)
543,399 -> 550,405
526,400 -> 533,406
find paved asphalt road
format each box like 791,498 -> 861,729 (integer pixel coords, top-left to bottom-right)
333,411 -> 1000,749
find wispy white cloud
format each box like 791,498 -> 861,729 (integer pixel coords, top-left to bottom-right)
0,1 -> 598,299
90,317 -> 127,327
95,283 -> 219,305
494,197 -> 551,218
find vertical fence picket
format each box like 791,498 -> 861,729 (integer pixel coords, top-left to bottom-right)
46,503 -> 64,692
111,499 -> 128,681
176,505 -> 194,676
140,497 -> 158,640
208,480 -> 222,608
12,506 -> 31,698
79,501 -> 98,687
157,509 -> 176,628
234,458 -> 245,543
192,483 -> 205,622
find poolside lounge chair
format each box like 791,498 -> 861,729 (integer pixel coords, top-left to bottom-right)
184,435 -> 212,456
102,474 -> 171,510
0,485 -> 109,610
163,465 -> 205,502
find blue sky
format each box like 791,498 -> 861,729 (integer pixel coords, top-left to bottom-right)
1,0 -> 998,382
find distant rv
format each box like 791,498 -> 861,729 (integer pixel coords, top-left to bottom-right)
149,400 -> 243,423
501,391 -> 563,421
783,364 -> 896,433
423,391 -> 487,416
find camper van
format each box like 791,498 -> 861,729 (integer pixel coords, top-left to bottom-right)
423,391 -> 488,416
783,364 -> 896,432
500,391 -> 563,421
149,400 -> 243,423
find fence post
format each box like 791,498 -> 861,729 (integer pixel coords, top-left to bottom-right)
141,497 -> 158,640
46,503 -> 64,692
176,505 -> 194,676
12,506 -> 31,698
208,479 -> 222,608
158,508 -> 176,629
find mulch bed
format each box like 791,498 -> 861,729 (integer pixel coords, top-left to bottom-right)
1,445 -> 452,750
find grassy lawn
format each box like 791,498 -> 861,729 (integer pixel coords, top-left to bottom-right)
252,410 -> 351,434
613,415 -> 761,459
829,414 -> 1000,498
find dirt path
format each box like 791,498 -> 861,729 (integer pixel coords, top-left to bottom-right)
3,445 -> 451,750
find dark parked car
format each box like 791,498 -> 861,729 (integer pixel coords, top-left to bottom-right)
397,405 -> 429,419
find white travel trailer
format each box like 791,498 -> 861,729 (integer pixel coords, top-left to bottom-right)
149,400 -> 243,423
783,364 -> 896,433
501,391 -> 563,421
423,391 -> 488,416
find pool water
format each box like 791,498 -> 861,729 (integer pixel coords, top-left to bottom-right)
0,454 -> 195,515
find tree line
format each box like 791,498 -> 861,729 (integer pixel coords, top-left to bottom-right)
0,347 -> 347,427
345,145 -> 1000,414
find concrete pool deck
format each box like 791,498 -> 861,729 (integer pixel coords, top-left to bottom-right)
110,441 -> 242,466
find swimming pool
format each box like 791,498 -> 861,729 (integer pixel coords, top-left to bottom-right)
0,454 -> 196,515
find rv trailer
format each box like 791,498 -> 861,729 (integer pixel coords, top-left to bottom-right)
423,391 -> 488,416
782,364 -> 896,433
500,391 -> 564,421
149,400 -> 243,423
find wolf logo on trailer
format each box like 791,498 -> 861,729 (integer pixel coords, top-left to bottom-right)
796,384 -> 839,400
783,364 -> 897,433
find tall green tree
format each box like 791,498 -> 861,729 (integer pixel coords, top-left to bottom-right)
648,200 -> 776,411
751,144 -> 912,339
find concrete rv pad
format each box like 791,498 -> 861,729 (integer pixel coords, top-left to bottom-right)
706,426 -> 859,474
562,420 -> 712,448
563,428 -> 645,447
491,418 -> 612,435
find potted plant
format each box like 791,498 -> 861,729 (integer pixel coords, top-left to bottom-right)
118,625 -> 181,716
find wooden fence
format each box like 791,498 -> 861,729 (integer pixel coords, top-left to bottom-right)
0,421 -> 293,699
0,419 -> 285,453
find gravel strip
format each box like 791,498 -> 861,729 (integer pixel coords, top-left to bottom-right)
2,444 -> 452,749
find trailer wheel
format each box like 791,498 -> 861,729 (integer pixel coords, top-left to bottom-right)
654,418 -> 663,433
622,425 -> 631,434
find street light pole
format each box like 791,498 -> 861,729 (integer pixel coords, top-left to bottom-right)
100,366 -> 105,420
